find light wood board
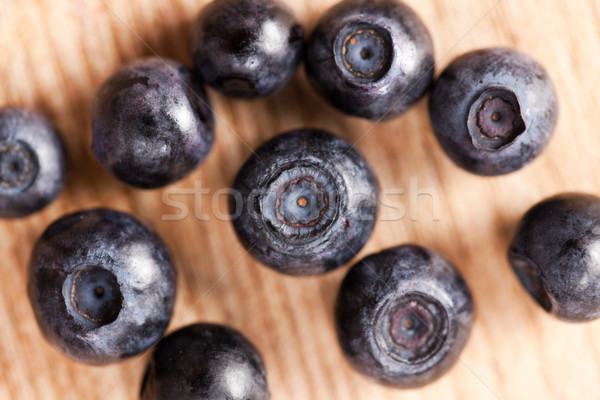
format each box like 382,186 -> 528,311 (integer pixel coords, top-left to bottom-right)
1,0 -> 600,399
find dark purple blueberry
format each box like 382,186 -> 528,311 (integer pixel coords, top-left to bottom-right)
27,209 -> 177,365
305,0 -> 434,120
140,323 -> 270,400
0,107 -> 67,218
336,245 -> 474,387
429,48 -> 558,176
190,0 -> 304,99
231,129 -> 379,276
92,57 -> 214,189
509,193 -> 600,322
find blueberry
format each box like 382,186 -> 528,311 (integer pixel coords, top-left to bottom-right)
92,57 -> 214,189
305,0 -> 434,120
190,0 -> 304,99
27,209 -> 177,365
140,323 -> 270,400
231,129 -> 379,276
509,193 -> 600,321
336,245 -> 474,387
429,48 -> 558,176
0,107 -> 67,218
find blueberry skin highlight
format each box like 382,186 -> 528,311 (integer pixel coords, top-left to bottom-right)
0,107 -> 67,218
509,193 -> 600,322
140,323 -> 270,400
429,48 -> 558,176
92,57 -> 214,189
306,0 -> 434,120
336,245 -> 474,388
231,129 -> 379,276
190,0 -> 304,99
28,209 -> 177,365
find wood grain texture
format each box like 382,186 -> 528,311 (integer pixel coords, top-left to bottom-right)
1,0 -> 600,399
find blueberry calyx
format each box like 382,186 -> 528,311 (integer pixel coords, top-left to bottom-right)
375,292 -> 448,364
0,140 -> 38,193
468,88 -> 525,150
276,177 -> 328,227
334,22 -> 393,83
65,265 -> 123,327
259,162 -> 343,245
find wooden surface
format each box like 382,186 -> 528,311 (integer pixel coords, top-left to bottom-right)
1,0 -> 600,399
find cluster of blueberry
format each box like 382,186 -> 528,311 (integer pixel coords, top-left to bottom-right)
1,0 -> 597,398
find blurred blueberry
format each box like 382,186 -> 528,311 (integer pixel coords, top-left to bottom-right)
191,0 -> 304,98
429,48 -> 558,175
28,208 -> 177,365
510,193 -> 600,321
92,57 -> 214,189
336,244 -> 474,387
306,0 -> 434,120
0,107 -> 66,218
141,323 -> 270,400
